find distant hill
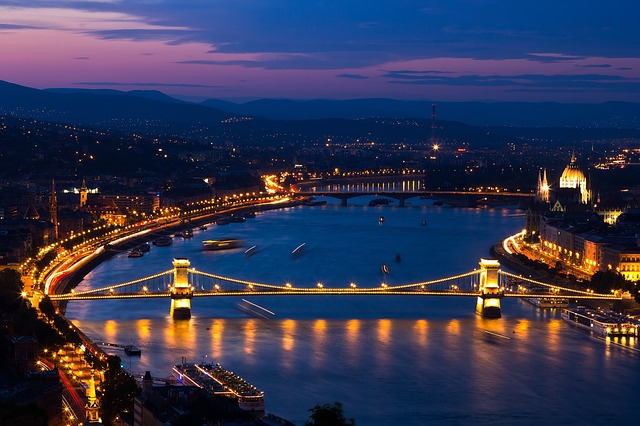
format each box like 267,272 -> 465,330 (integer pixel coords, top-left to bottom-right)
45,87 -> 188,104
0,80 -> 230,127
201,98 -> 640,128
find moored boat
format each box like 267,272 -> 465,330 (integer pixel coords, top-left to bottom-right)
181,228 -> 194,238
127,249 -> 144,258
136,243 -> 151,253
124,345 -> 141,356
173,362 -> 265,412
562,307 -> 640,337
216,216 -> 231,225
153,236 -> 173,246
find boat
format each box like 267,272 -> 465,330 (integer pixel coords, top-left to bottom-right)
524,297 -> 568,308
303,197 -> 327,206
173,362 -> 265,412
561,307 -> 640,337
199,225 -> 208,230
124,345 -> 141,356
291,243 -> 305,257
216,216 -> 231,225
379,216 -> 385,224
244,245 -> 258,256
203,239 -> 242,251
181,228 -> 194,238
230,215 -> 246,223
237,299 -> 275,319
381,263 -> 390,274
153,236 -> 173,246
369,198 -> 391,207
136,243 -> 151,253
244,211 -> 256,218
127,249 -> 144,258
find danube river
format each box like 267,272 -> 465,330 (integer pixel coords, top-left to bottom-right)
66,198 -> 640,425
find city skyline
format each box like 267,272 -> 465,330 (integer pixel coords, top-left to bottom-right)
1,1 -> 639,102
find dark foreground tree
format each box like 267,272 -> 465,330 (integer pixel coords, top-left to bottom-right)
305,402 -> 355,426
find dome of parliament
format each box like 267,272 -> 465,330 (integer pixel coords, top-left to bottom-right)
559,154 -> 586,189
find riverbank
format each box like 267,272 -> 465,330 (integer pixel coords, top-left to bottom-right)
49,197 -> 305,299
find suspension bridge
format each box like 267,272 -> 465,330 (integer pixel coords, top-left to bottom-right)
48,258 -> 620,319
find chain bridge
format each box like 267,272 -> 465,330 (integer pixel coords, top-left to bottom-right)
48,258 -> 620,319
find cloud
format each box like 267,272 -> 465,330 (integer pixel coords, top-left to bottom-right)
337,73 -> 369,80
576,64 -> 612,68
383,72 -> 640,92
74,56 -> 90,60
526,53 -> 586,63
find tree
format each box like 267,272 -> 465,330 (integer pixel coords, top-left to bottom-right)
101,355 -> 140,424
0,268 -> 26,313
305,402 -> 355,426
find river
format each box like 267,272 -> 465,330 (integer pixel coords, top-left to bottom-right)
66,197 -> 640,425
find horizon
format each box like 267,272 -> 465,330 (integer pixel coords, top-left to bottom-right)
1,1 -> 639,103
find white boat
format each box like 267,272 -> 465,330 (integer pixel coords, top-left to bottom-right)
237,299 -> 275,319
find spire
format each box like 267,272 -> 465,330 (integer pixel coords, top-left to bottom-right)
79,178 -> 88,208
50,179 -> 58,240
541,169 -> 549,203
85,369 -> 101,423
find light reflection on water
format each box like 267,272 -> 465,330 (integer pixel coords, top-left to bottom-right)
67,202 -> 640,425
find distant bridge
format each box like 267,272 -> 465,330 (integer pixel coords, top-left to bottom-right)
294,190 -> 531,207
49,258 -> 619,319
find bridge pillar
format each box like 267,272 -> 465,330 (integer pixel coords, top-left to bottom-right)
399,197 -> 406,207
341,197 -> 348,207
170,258 -> 193,319
476,258 -> 502,318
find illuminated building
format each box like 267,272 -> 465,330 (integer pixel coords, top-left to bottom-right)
558,153 -> 590,205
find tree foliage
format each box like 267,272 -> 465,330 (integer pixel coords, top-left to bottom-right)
101,355 -> 140,425
589,270 -> 633,293
305,402 -> 355,426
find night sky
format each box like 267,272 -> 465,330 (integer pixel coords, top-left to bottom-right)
1,1 -> 639,102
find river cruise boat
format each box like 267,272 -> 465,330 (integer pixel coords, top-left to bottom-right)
203,239 -> 242,251
561,307 -> 640,337
173,362 -> 265,412
524,297 -> 569,308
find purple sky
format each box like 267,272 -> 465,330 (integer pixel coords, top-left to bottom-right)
1,1 -> 639,102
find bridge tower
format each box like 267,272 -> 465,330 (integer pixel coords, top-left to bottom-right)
170,258 -> 193,319
476,258 -> 502,318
